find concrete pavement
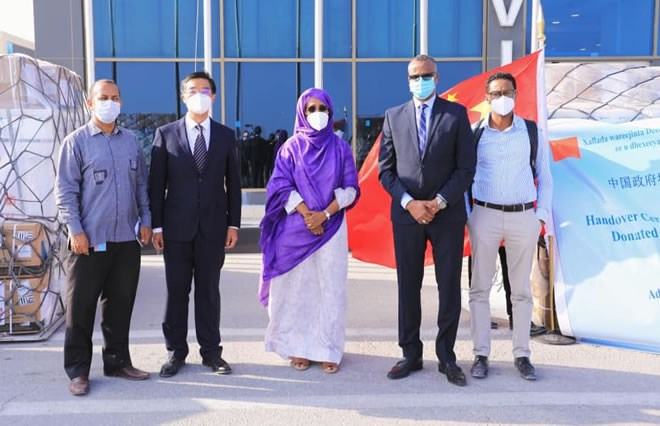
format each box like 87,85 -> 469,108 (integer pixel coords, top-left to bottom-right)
1,253 -> 659,425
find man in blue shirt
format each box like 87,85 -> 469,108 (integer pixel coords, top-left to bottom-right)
468,72 -> 552,382
55,79 -> 152,396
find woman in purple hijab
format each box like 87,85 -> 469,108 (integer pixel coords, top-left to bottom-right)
259,88 -> 360,374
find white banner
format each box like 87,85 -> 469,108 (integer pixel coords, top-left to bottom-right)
548,118 -> 660,353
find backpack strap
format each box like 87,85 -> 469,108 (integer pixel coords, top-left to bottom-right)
524,119 -> 538,178
468,119 -> 485,208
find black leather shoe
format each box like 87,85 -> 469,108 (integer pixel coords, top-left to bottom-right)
438,361 -> 467,386
530,323 -> 547,336
490,321 -> 498,330
159,357 -> 185,378
202,356 -> 232,374
470,355 -> 488,379
514,357 -> 537,381
387,357 -> 423,380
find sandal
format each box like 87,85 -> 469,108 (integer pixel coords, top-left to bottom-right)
290,357 -> 310,371
322,362 -> 339,374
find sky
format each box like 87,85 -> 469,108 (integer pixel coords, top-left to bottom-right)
0,0 -> 35,42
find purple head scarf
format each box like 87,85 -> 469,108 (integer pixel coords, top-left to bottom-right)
258,88 -> 360,306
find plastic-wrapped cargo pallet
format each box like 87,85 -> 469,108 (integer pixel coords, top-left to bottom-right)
0,53 -> 89,340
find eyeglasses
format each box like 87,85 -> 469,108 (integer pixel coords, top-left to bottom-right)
408,73 -> 435,81
306,104 -> 328,114
488,90 -> 516,99
186,88 -> 213,96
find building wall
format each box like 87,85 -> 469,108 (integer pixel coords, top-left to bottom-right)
33,0 -> 84,78
32,0 -> 660,167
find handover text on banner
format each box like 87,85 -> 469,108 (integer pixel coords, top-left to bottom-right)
549,118 -> 660,353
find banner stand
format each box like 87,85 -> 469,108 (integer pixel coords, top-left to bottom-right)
537,235 -> 576,346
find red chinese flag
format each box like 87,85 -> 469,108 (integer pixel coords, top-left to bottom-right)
550,136 -> 581,161
348,50 -> 545,268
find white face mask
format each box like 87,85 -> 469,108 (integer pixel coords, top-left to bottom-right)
186,93 -> 212,115
307,111 -> 329,131
490,96 -> 515,116
93,100 -> 121,124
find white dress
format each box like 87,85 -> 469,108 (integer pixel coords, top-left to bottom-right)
264,188 -> 355,364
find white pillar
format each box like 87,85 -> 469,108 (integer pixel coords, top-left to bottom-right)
203,0 -> 212,116
419,0 -> 428,55
203,0 -> 212,75
530,0 -> 539,52
82,0 -> 95,88
314,0 -> 323,88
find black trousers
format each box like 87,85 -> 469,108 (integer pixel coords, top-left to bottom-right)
64,241 -> 141,380
392,220 -> 464,364
162,232 -> 225,361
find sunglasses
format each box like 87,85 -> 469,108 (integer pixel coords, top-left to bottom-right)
306,104 -> 328,113
488,90 -> 516,99
186,88 -> 213,96
408,73 -> 435,81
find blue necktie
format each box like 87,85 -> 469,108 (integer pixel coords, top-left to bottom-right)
418,104 -> 427,158
193,124 -> 207,172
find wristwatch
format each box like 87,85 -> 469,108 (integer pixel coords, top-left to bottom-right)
436,195 -> 447,210
322,210 -> 332,221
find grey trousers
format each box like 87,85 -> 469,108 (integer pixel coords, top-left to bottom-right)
467,205 -> 541,358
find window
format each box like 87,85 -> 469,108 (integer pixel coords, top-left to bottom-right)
428,0 -> 482,57
300,0 -> 352,58
224,0 -> 298,58
114,62 -> 177,113
94,0 -> 219,58
224,62 -> 298,136
529,0 -> 655,57
357,0 -> 416,58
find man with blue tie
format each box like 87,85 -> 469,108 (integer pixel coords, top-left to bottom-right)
148,71 -> 242,377
379,55 -> 475,386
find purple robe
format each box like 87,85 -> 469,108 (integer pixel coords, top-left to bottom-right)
259,88 -> 360,306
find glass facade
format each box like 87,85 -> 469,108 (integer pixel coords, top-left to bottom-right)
91,0 -> 660,181
527,0 -> 657,57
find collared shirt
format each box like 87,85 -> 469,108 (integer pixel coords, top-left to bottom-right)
185,115 -> 210,153
55,121 -> 151,247
401,95 -> 447,209
471,114 -> 553,222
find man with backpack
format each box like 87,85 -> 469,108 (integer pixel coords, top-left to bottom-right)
467,72 -> 553,382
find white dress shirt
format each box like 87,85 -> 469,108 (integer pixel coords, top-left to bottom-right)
185,115 -> 210,152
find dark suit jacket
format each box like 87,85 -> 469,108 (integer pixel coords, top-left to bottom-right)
149,117 -> 242,242
378,97 -> 475,225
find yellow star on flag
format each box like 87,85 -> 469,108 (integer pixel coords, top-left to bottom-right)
447,93 -> 458,102
470,100 -> 491,120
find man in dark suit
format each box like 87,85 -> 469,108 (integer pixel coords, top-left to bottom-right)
149,71 -> 242,377
379,55 -> 475,386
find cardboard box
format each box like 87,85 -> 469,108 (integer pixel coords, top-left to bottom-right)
0,221 -> 49,271
0,273 -> 50,332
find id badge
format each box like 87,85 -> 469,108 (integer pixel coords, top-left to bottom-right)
95,242 -> 107,252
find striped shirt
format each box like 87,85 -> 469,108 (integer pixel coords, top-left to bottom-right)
471,114 -> 552,222
55,121 -> 151,247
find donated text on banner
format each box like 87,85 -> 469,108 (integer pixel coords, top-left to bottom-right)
549,118 -> 660,353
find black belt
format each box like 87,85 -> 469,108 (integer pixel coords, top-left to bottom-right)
474,199 -> 534,212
